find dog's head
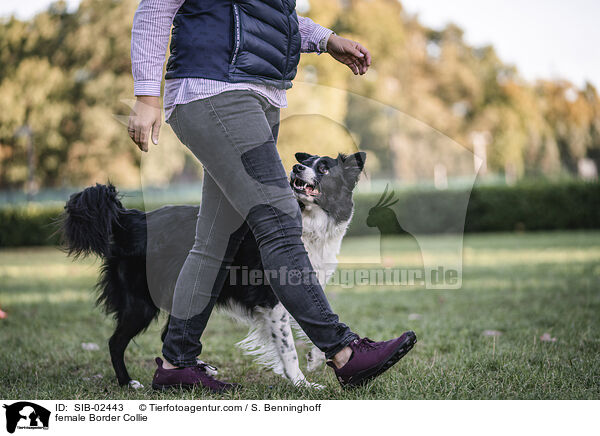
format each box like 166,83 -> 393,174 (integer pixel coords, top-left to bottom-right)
290,152 -> 366,221
61,183 -> 124,258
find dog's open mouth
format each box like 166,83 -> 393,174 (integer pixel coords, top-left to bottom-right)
292,177 -> 319,196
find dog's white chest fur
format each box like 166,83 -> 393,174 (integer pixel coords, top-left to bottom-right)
300,204 -> 349,286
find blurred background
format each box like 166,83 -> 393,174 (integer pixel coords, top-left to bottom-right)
0,0 -> 598,239
1,0 -> 599,400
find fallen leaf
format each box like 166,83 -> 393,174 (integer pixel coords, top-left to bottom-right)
81,342 -> 99,351
540,333 -> 557,343
482,330 -> 502,337
82,374 -> 103,381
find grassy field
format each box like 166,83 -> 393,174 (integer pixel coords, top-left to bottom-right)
0,231 -> 599,400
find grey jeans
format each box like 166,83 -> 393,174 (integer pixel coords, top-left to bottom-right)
162,90 -> 357,367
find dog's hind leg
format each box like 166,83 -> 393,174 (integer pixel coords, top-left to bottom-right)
109,301 -> 158,389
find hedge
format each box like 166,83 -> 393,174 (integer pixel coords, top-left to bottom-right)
0,204 -> 64,247
1,181 -> 599,247
348,181 -> 600,236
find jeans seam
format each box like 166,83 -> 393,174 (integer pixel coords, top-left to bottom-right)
207,93 -> 344,339
207,97 -> 331,316
290,227 -> 335,323
206,95 -> 332,324
172,91 -> 352,360
175,193 -> 223,365
325,332 -> 359,360
168,102 -> 211,366
206,95 -> 290,258
171,105 -> 187,147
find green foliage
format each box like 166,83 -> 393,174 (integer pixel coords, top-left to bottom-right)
0,0 -> 189,189
1,0 -> 599,190
465,182 -> 600,232
349,181 -> 600,236
1,182 -> 598,247
0,203 -> 63,246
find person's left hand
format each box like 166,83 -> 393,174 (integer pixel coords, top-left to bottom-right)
326,34 -> 371,75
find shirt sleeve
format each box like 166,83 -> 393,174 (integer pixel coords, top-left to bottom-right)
297,15 -> 334,54
131,0 -> 185,96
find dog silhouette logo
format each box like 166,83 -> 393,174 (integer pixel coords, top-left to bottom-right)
3,402 -> 50,433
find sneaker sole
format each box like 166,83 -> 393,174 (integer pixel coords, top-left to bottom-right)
152,382 -> 196,391
342,331 -> 417,388
152,382 -> 240,393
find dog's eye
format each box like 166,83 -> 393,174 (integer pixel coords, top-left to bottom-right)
318,165 -> 329,175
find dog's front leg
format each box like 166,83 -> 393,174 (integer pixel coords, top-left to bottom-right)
306,345 -> 326,372
261,303 -> 324,389
288,319 -> 327,374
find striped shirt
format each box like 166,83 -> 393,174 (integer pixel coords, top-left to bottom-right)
131,0 -> 333,121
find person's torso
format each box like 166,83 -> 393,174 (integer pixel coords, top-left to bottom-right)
165,0 -> 301,90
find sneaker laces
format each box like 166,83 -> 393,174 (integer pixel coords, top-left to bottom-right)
196,360 -> 218,374
353,337 -> 381,352
193,363 -> 232,388
193,364 -> 218,380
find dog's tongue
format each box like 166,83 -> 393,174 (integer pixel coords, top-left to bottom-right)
305,186 -> 314,195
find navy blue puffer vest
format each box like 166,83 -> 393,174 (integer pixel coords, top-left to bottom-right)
165,0 -> 301,90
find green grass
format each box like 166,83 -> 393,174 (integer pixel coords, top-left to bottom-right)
1,231 -> 599,399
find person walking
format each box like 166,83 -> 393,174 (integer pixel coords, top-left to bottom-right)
128,0 -> 416,392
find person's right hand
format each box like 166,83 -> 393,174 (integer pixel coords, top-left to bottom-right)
326,34 -> 371,76
128,95 -> 161,152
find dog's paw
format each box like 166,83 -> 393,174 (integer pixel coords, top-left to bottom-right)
306,348 -> 326,372
306,360 -> 322,373
128,379 -> 144,389
294,379 -> 326,390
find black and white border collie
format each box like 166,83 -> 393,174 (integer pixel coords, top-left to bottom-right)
61,152 -> 366,389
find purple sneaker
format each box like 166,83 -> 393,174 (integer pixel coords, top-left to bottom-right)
151,358 -> 239,393
327,331 -> 417,388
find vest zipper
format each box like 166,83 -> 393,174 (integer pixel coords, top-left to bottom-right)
282,1 -> 292,85
231,4 -> 241,65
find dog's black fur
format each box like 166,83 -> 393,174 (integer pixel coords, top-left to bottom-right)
61,185 -> 279,386
60,152 -> 365,386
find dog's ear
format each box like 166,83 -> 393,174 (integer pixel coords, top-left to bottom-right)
295,152 -> 313,163
105,180 -> 124,208
343,152 -> 367,170
339,152 -> 367,187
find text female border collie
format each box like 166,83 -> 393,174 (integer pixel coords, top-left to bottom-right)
61,152 -> 366,389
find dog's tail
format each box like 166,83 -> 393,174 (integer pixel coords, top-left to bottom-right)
60,183 -> 124,258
